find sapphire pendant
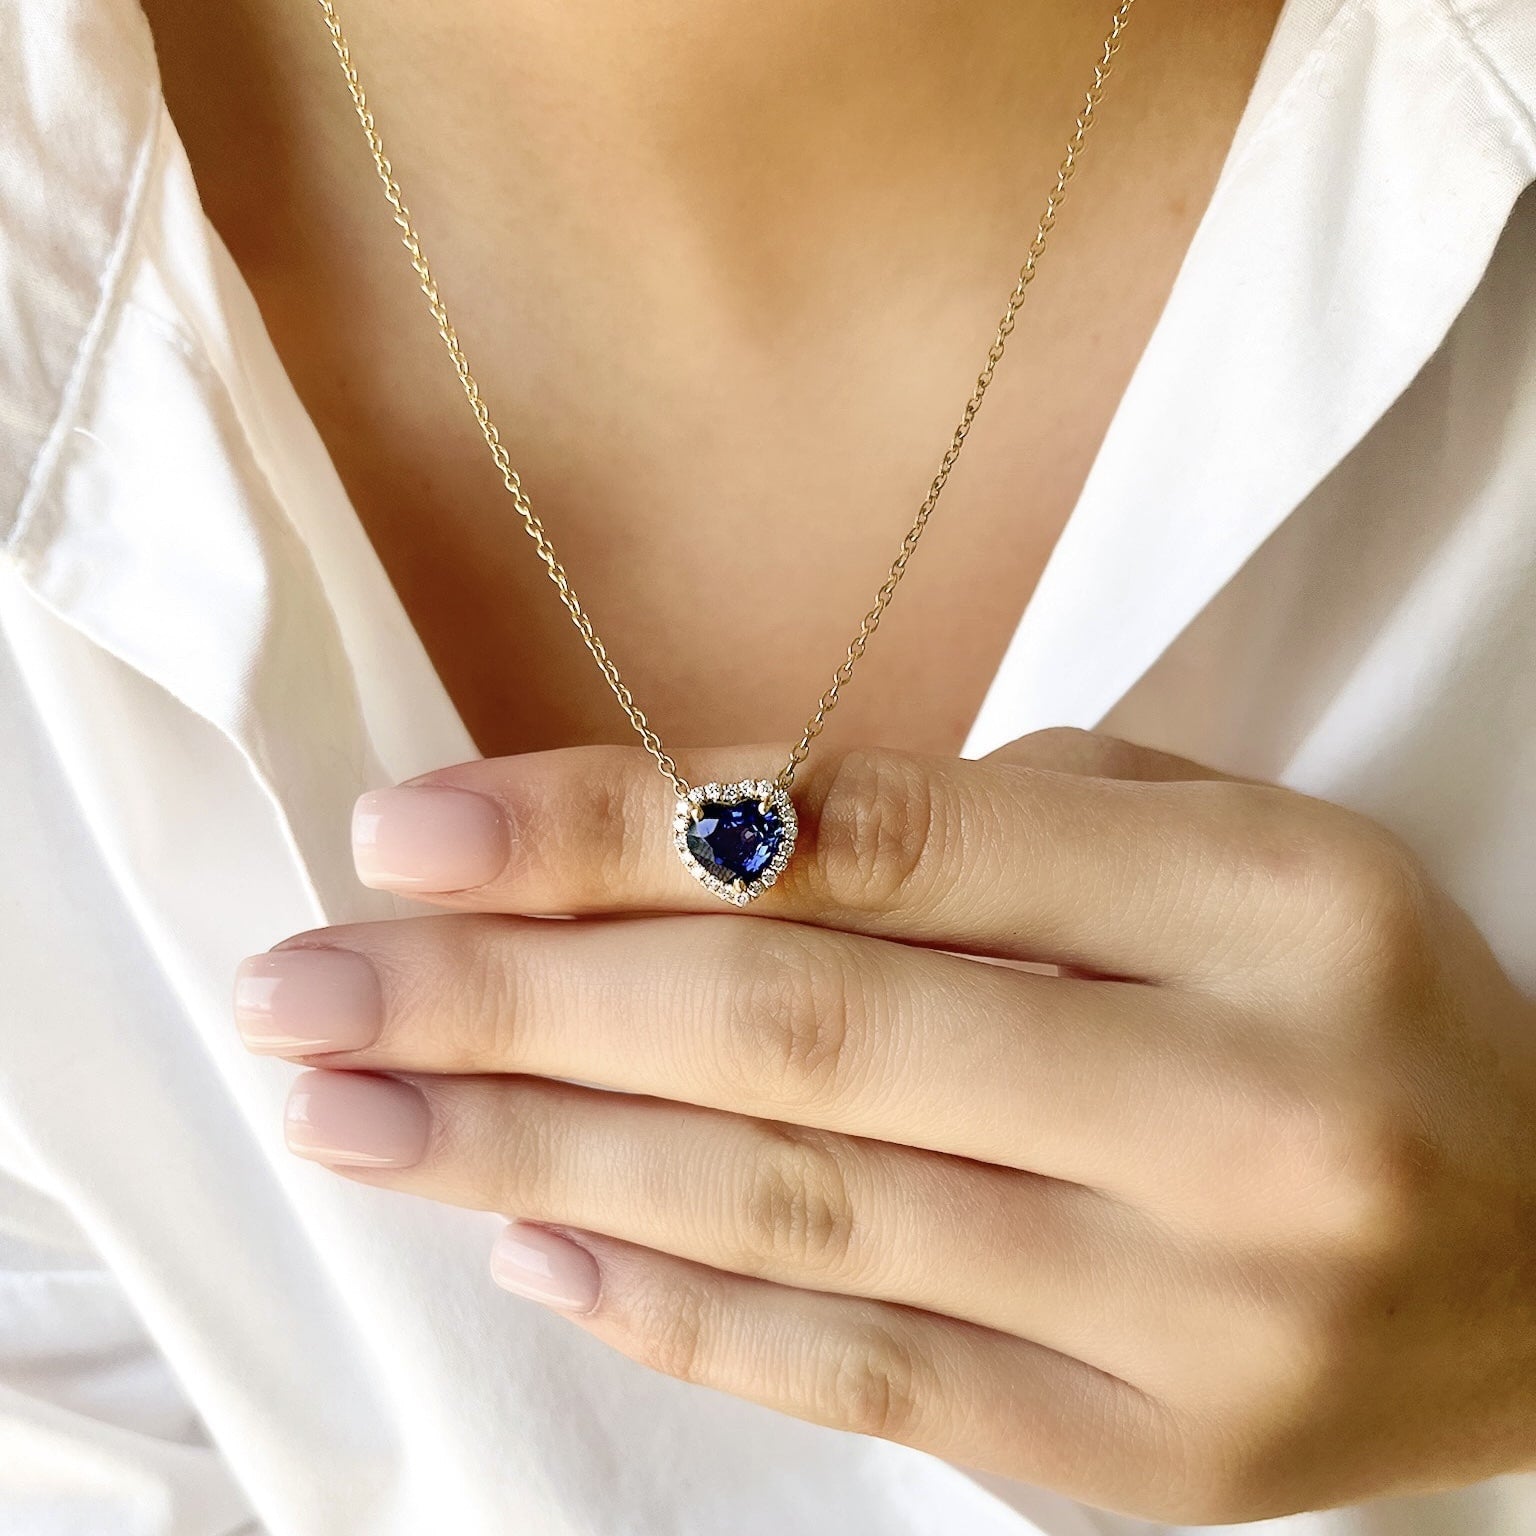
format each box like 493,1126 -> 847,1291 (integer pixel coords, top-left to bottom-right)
674,779 -> 798,906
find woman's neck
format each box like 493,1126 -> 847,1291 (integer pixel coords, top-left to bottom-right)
137,0 -> 1287,761
144,0 -> 1275,325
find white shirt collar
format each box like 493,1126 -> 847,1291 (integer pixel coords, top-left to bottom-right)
964,0 -> 1536,753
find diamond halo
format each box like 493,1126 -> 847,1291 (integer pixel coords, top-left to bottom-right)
673,780 -> 798,906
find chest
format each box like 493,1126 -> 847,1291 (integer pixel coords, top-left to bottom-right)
274,273 -> 1176,765
142,1 -> 1275,763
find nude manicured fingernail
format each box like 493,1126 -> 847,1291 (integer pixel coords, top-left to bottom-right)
283,1071 -> 430,1168
351,785 -> 509,892
490,1223 -> 601,1314
233,948 -> 382,1054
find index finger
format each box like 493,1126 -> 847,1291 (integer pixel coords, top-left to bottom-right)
350,741 -> 1283,978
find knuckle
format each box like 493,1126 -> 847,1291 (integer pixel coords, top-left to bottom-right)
369,915 -> 520,1067
739,1121 -> 859,1277
1160,1373 -> 1401,1527
718,925 -> 867,1114
1159,1449 -> 1278,1527
1252,1082 -> 1434,1257
1247,802 -> 1433,971
439,1080 -> 557,1215
1001,726 -> 1144,777
533,749 -> 660,902
602,762 -> 674,896
1152,1406 -> 1304,1528
634,1280 -> 714,1387
1228,1282 -> 1341,1425
1316,833 -> 1431,964
1301,1103 -> 1436,1258
823,1321 -> 922,1442
453,917 -> 524,1063
807,750 -> 941,914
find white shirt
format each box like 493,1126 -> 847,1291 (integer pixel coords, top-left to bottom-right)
2,1 -> 1534,1533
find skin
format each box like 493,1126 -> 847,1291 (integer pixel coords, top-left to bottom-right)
140,0 -> 1283,758
149,0 -> 1535,1520
256,732 -> 1536,1522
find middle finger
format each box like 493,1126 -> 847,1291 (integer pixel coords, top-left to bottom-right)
238,911 -> 1232,1193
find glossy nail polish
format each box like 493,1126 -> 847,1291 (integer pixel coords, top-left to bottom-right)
234,948 -> 382,1054
284,1070 -> 430,1168
351,784 -> 508,892
490,1223 -> 601,1313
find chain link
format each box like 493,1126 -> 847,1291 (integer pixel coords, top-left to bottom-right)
315,0 -> 1136,795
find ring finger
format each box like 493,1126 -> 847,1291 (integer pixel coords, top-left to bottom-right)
282,1064 -> 1205,1381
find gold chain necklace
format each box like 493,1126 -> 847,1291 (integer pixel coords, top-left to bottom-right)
314,0 -> 1137,904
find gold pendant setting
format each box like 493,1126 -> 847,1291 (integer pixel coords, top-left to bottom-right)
674,780 -> 798,906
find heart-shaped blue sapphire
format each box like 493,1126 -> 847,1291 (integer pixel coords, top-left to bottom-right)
685,799 -> 786,885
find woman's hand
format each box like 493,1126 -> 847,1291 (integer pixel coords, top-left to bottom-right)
233,730 -> 1536,1524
